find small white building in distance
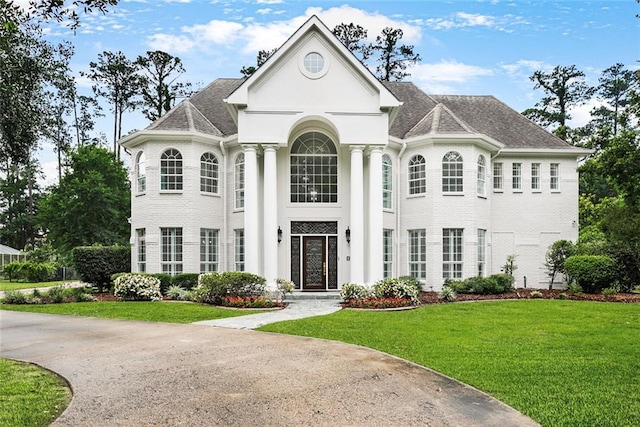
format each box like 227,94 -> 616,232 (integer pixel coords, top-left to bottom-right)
120,16 -> 590,291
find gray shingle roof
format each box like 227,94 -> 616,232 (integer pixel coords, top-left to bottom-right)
146,78 -> 574,150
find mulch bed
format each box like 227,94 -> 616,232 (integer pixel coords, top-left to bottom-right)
418,288 -> 640,304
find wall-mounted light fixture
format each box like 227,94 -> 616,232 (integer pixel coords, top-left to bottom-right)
345,227 -> 351,244
277,226 -> 283,243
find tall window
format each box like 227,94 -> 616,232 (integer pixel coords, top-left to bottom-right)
136,228 -> 146,273
550,163 -> 560,190
161,227 -> 183,275
235,153 -> 244,209
531,163 -> 541,190
136,151 -> 146,193
477,155 -> 486,196
512,163 -> 522,190
382,154 -> 392,209
383,229 -> 393,278
493,162 -> 503,190
443,228 -> 463,279
408,155 -> 426,195
234,229 -> 245,271
477,229 -> 486,277
290,132 -> 338,203
408,229 -> 426,280
200,228 -> 219,273
442,151 -> 463,193
160,149 -> 183,190
200,152 -> 219,194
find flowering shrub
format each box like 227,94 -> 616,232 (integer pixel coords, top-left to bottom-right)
221,296 -> 282,308
114,273 -> 162,301
371,278 -> 419,304
276,278 -> 294,300
343,297 -> 413,309
194,271 -> 266,304
339,283 -> 371,301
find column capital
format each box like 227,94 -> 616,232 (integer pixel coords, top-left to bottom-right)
349,145 -> 366,153
261,144 -> 279,152
241,144 -> 260,154
367,145 -> 385,155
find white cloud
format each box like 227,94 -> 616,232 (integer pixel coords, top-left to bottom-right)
147,33 -> 196,53
256,0 -> 284,4
413,60 -> 494,83
568,99 -> 604,128
183,19 -> 245,44
418,11 -> 528,33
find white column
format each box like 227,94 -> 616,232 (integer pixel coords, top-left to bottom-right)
243,145 -> 260,275
368,147 -> 383,283
350,146 -> 365,284
262,145 -> 278,287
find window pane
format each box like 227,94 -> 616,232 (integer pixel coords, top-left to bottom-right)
290,132 -> 337,203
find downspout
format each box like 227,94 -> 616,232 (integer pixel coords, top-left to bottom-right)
219,139 -> 227,270
396,142 -> 407,278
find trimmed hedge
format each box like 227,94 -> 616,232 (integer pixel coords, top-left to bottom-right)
72,245 -> 131,292
194,272 -> 266,305
1,261 -> 56,283
564,255 -> 616,294
445,273 -> 515,295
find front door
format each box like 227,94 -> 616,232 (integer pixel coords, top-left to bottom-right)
303,236 -> 326,290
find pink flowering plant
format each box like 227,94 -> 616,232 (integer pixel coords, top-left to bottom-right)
114,273 -> 162,301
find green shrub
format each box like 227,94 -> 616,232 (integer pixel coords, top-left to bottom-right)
339,283 -> 370,301
601,286 -> 618,297
566,283 -> 583,294
530,290 -> 543,298
3,290 -> 27,304
72,245 -> 130,292
46,286 -> 65,303
2,261 -> 23,281
1,261 -> 56,282
443,274 -> 514,295
171,273 -> 199,291
166,285 -> 187,300
113,273 -> 162,301
371,278 -> 419,303
194,272 -> 266,304
397,276 -> 422,293
557,293 -> 567,300
564,255 -> 616,293
439,286 -> 456,302
151,273 -> 172,294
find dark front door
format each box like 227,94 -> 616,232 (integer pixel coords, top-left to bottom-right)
302,236 -> 326,290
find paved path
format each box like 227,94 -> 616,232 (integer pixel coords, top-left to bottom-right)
0,310 -> 539,427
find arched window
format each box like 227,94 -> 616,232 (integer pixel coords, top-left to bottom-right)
235,153 -> 244,209
200,152 -> 218,194
408,155 -> 426,195
382,154 -> 392,209
136,151 -> 146,193
290,132 -> 338,203
477,155 -> 486,196
160,148 -> 182,191
442,151 -> 463,193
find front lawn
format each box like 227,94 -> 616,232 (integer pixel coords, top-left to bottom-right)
259,300 -> 640,427
0,301 -> 265,323
0,280 -> 77,292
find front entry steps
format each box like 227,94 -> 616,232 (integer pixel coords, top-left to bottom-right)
287,292 -> 341,301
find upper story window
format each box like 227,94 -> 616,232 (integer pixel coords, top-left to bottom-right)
200,152 -> 219,194
477,155 -> 486,197
303,52 -> 324,73
136,151 -> 146,194
531,163 -> 541,191
512,163 -> 522,191
160,148 -> 183,191
550,163 -> 560,190
442,151 -> 463,193
493,162 -> 503,191
290,132 -> 337,203
382,154 -> 392,209
408,155 -> 426,195
235,153 -> 244,209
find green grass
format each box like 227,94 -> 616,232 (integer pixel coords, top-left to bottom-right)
0,359 -> 71,427
259,300 -> 640,427
0,280 -> 78,292
0,301 -> 265,323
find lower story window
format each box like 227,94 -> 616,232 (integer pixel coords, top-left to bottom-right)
443,228 -> 463,279
161,227 -> 183,275
234,229 -> 245,271
477,229 -> 486,277
408,229 -> 426,280
383,229 -> 393,278
136,228 -> 146,273
200,228 -> 219,273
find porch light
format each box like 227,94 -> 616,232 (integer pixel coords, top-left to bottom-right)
277,226 -> 283,243
345,227 -> 351,244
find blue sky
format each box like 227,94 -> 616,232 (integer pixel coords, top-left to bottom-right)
18,0 -> 639,184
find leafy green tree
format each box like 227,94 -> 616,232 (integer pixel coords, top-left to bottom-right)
26,0 -> 119,30
332,23 -> 371,62
83,51 -> 143,160
544,240 -> 575,289
136,50 -> 192,122
372,27 -> 421,81
590,63 -> 637,136
38,145 -> 131,255
523,65 -> 595,141
240,49 -> 277,77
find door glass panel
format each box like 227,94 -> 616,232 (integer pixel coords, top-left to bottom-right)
304,237 -> 324,287
291,236 -> 301,289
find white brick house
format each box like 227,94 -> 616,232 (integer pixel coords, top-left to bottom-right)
120,16 -> 590,291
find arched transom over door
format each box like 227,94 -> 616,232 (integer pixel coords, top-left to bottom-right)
290,132 -> 338,203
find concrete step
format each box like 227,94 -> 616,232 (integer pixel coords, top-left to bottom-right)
285,292 -> 341,301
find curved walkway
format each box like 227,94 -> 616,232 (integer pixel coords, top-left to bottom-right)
0,310 -> 539,427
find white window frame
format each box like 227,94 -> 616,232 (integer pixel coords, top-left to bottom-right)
136,151 -> 146,194
531,163 -> 541,191
382,154 -> 392,210
161,227 -> 183,275
442,151 -> 464,193
493,162 -> 503,191
235,153 -> 244,209
136,228 -> 146,273
200,152 -> 219,194
512,163 -> 522,191
383,229 -> 393,278
234,229 -> 245,271
160,148 -> 183,191
200,228 -> 219,273
477,229 -> 486,277
408,155 -> 426,195
408,229 -> 426,280
443,228 -> 463,279
290,132 -> 338,203
550,163 -> 560,191
477,155 -> 486,197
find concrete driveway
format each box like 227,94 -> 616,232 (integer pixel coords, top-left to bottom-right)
0,310 -> 539,426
